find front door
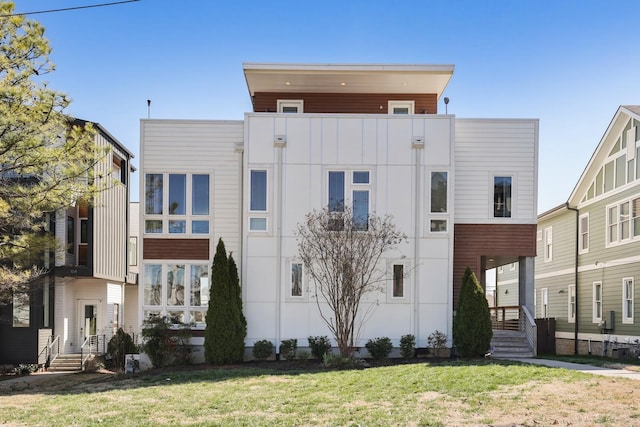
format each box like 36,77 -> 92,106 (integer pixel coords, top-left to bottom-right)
78,300 -> 100,346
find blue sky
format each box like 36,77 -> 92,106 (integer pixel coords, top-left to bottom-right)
11,0 -> 640,212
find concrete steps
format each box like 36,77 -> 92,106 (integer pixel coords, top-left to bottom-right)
48,353 -> 82,372
490,330 -> 534,358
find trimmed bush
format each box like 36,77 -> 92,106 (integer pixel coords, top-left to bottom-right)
365,337 -> 393,359
400,334 -> 416,359
427,330 -> 448,358
253,340 -> 274,360
107,328 -> 138,371
279,339 -> 297,361
308,335 -> 332,359
453,267 -> 493,357
141,316 -> 192,368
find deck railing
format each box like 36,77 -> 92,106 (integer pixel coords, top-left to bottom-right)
490,305 -> 537,357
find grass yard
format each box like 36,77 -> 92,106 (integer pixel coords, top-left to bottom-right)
1,359 -> 639,426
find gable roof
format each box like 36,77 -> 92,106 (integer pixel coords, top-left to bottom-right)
568,105 -> 640,207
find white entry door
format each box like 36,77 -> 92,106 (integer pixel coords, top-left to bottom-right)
77,299 -> 100,345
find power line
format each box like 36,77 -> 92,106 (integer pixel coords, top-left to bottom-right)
4,0 -> 141,17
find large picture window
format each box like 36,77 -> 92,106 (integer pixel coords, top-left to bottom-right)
607,195 -> 640,246
142,263 -> 210,328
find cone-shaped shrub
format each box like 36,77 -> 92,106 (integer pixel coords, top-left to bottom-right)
453,267 -> 493,357
228,253 -> 247,362
205,239 -> 236,364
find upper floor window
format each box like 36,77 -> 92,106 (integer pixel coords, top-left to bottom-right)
66,216 -> 75,255
388,100 -> 414,115
579,214 -> 589,253
543,227 -> 552,262
291,262 -> 303,297
392,264 -> 404,298
493,176 -> 512,218
540,288 -> 548,318
112,154 -> 126,184
144,173 -> 210,235
249,170 -> 268,231
277,100 -> 303,113
606,195 -> 640,246
328,170 -> 371,230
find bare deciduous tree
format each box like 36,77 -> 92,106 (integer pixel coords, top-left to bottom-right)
296,205 -> 407,357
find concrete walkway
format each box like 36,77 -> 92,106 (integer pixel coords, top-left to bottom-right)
512,357 -> 640,380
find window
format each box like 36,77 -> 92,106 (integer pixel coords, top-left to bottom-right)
291,263 -> 303,297
593,281 -> 602,323
144,173 -> 211,235
579,214 -> 589,253
129,237 -> 137,266
493,176 -> 512,218
277,100 -> 303,113
541,288 -> 548,318
327,170 -> 372,231
249,170 -> 268,231
623,278 -> 634,324
543,227 -> 552,262
430,219 -> 447,232
430,172 -> 448,213
388,100 -> 415,114
142,263 -> 210,328
392,264 -> 404,298
568,285 -> 576,324
607,196 -> 640,245
67,216 -> 75,254
12,290 -> 29,327
112,155 -> 126,184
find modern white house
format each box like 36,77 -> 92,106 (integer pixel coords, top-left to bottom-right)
139,63 -> 539,358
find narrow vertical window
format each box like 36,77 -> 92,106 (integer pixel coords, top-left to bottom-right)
291,263 -> 303,297
633,197 -> 640,238
620,201 -> 630,240
393,264 -> 404,298
579,214 -> 589,253
593,282 -> 602,322
192,174 -> 210,215
129,237 -> 137,266
167,265 -> 185,306
543,227 -> 552,262
328,171 -> 345,212
430,172 -> 448,213
607,205 -> 618,244
67,216 -> 75,254
623,278 -> 634,324
250,170 -> 267,211
168,174 -> 186,215
352,190 -> 369,230
144,265 -> 162,306
493,176 -> 512,218
568,285 -> 576,323
145,174 -> 163,214
541,288 -> 548,318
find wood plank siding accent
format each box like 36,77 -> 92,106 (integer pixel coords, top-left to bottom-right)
143,238 -> 209,260
252,92 -> 438,114
453,223 -> 537,307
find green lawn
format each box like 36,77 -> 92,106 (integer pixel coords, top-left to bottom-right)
1,360 -> 638,426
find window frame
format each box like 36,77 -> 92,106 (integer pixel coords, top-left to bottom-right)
593,281 -> 603,323
143,172 -> 212,236
386,259 -> 411,303
326,168 -> 374,231
568,284 -> 576,324
622,277 -> 634,324
249,169 -> 269,232
579,213 -> 589,254
277,99 -> 304,113
543,227 -> 553,262
388,100 -> 415,115
492,175 -> 513,218
606,194 -> 640,247
428,170 -> 449,234
540,287 -> 548,318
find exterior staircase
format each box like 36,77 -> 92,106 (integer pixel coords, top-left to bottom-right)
48,353 -> 83,372
490,329 -> 534,358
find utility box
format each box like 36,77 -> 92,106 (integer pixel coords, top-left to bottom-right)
606,311 -> 615,331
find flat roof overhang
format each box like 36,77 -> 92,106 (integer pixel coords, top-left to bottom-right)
243,63 -> 454,99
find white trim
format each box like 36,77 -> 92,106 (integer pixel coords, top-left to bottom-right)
593,281 -> 603,323
622,277 -> 634,324
386,259 -> 412,303
277,99 -> 304,113
543,227 -> 553,262
490,173 -> 515,219
285,259 -> 306,301
568,284 -> 576,324
388,100 -> 415,115
579,213 -> 589,254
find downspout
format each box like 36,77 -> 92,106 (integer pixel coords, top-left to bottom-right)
412,139 -> 423,341
274,136 -> 286,355
566,203 -> 579,355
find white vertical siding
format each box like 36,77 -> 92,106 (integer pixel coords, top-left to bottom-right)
454,119 -> 538,224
